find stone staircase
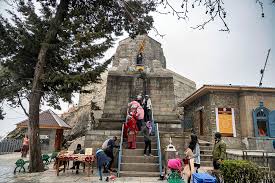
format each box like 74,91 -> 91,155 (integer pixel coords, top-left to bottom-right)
119,132 -> 160,177
199,140 -> 213,167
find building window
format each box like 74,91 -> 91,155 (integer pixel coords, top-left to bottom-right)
252,102 -> 270,137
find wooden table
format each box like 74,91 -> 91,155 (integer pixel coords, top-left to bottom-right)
56,154 -> 95,176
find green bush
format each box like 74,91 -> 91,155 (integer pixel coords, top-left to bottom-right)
220,160 -> 265,183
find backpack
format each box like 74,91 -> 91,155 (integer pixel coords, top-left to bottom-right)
102,139 -> 110,150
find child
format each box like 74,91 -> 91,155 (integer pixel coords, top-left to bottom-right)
167,159 -> 183,183
96,148 -> 111,181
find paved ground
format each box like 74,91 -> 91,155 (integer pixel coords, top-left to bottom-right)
0,153 -> 212,183
0,153 -> 167,183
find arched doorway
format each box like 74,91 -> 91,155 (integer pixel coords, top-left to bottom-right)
252,102 -> 270,137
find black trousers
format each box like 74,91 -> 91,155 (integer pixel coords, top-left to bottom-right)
137,119 -> 144,131
144,140 -> 151,155
194,163 -> 200,173
75,161 -> 80,169
213,160 -> 220,170
104,150 -> 114,170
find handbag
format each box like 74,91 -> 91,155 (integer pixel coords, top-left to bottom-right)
183,158 -> 189,165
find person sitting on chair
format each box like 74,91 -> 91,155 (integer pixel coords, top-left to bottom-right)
70,144 -> 85,174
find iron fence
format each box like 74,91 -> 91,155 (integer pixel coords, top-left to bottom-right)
0,139 -> 22,154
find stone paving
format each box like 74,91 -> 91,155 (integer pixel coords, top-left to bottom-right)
0,153 -> 212,183
0,153 -> 166,183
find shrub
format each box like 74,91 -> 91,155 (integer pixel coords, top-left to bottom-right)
219,160 -> 268,183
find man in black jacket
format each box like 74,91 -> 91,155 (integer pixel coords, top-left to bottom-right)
103,136 -> 119,172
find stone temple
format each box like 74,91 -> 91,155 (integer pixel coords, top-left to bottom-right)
70,35 -> 196,176
62,35 -> 275,175
79,35 -> 196,131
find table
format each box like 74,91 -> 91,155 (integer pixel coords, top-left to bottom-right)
56,154 -> 95,176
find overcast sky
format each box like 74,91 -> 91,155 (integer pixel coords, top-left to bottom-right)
0,0 -> 274,137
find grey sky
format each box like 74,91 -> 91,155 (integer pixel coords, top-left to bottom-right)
0,0 -> 274,136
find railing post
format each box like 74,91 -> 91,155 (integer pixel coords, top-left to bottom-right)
156,123 -> 162,177
117,124 -> 124,177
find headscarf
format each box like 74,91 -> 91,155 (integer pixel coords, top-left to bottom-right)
146,121 -> 152,134
168,158 -> 182,172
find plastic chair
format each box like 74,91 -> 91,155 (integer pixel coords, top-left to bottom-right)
14,159 -> 29,174
42,154 -> 50,165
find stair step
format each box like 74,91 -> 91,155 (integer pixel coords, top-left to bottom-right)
199,139 -> 212,146
136,136 -> 157,142
120,163 -> 159,172
200,150 -> 212,155
200,146 -> 213,151
122,149 -> 158,156
158,128 -> 183,133
123,142 -> 157,149
122,155 -> 159,163
119,171 -> 160,177
200,161 -> 213,167
200,154 -> 213,161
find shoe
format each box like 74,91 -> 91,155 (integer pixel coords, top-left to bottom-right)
149,154 -> 154,157
76,170 -> 79,174
105,177 -> 109,182
99,178 -> 102,181
144,154 -> 147,157
70,167 -> 75,170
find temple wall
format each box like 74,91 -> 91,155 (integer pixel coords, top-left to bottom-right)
112,35 -> 166,69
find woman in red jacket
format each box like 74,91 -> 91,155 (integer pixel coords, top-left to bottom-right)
127,114 -> 138,149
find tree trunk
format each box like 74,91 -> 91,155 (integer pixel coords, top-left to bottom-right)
27,0 -> 69,172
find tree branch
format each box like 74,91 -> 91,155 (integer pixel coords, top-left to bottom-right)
17,93 -> 29,117
190,0 -> 229,32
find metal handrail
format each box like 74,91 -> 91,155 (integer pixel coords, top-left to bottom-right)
156,123 -> 162,177
117,123 -> 124,177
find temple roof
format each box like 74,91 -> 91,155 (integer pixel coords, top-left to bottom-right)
16,109 -> 71,129
179,85 -> 275,107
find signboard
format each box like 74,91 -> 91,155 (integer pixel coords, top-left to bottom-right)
40,135 -> 49,139
85,148 -> 93,155
215,108 -> 236,137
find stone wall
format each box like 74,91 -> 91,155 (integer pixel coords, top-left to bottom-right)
40,129 -> 56,153
85,130 -> 121,167
113,35 -> 166,69
208,92 -> 242,148
184,92 -> 242,148
183,89 -> 275,149
102,73 -> 133,119
168,69 -> 196,104
246,137 -> 275,151
147,76 -> 178,121
239,92 -> 275,137
184,94 -> 211,137
102,71 -> 179,121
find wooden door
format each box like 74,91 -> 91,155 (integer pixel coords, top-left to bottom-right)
54,129 -> 63,151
